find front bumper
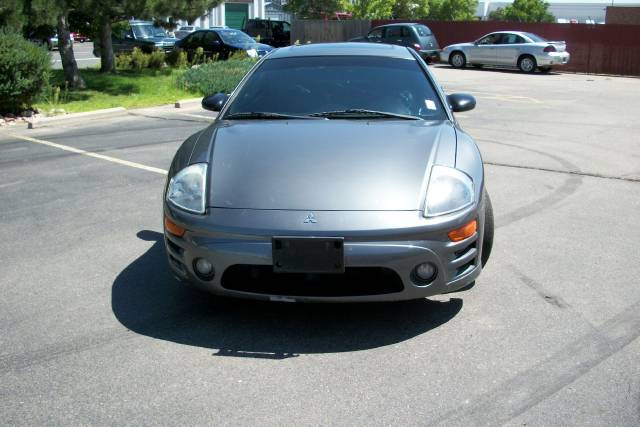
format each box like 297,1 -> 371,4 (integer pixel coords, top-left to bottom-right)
536,51 -> 570,66
163,202 -> 487,302
419,49 -> 441,62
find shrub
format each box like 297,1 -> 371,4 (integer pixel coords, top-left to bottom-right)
229,50 -> 249,60
41,83 -> 70,115
115,52 -> 133,70
148,49 -> 165,70
166,49 -> 188,69
191,46 -> 205,66
130,47 -> 149,71
176,57 -> 256,95
0,30 -> 51,113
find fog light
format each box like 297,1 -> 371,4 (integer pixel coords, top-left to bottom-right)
413,262 -> 437,284
193,258 -> 215,280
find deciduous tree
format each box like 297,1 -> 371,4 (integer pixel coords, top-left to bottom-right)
284,0 -> 348,19
393,0 -> 430,19
428,0 -> 478,21
349,0 -> 394,19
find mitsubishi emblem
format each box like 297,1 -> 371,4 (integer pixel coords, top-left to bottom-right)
303,212 -> 317,224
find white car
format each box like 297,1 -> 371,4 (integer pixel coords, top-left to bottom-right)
174,26 -> 200,39
440,31 -> 570,73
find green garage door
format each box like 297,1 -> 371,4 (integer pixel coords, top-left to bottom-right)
225,3 -> 249,30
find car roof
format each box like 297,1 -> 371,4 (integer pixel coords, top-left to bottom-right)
372,23 -> 424,29
268,43 -> 416,60
486,31 -> 530,36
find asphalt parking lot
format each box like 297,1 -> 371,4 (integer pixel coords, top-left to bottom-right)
51,42 -> 100,69
1,66 -> 639,425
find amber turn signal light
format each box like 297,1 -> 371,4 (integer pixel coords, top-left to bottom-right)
448,219 -> 477,242
164,216 -> 185,237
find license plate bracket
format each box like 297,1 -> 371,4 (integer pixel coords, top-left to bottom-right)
272,237 -> 344,274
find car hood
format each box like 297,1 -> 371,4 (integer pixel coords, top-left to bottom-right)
144,36 -> 176,44
206,120 -> 456,211
445,42 -> 474,50
229,42 -> 273,51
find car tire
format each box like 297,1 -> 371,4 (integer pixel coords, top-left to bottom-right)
538,66 -> 552,73
518,55 -> 537,73
450,51 -> 466,69
481,190 -> 494,267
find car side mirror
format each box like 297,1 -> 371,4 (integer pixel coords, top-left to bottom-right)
447,93 -> 476,113
202,93 -> 229,112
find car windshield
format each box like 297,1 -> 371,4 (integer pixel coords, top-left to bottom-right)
217,30 -> 255,45
224,56 -> 447,120
132,25 -> 166,38
524,32 -> 547,42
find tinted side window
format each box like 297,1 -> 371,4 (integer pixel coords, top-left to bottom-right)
186,32 -> 204,47
368,28 -> 383,40
478,34 -> 500,45
401,27 -> 413,39
202,31 -> 219,45
385,27 -> 402,38
500,34 -> 525,44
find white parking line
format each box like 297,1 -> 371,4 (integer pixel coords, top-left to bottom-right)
176,113 -> 216,121
8,133 -> 168,175
0,180 -> 25,189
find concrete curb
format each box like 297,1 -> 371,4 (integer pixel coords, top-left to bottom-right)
28,107 -> 127,129
174,98 -> 202,108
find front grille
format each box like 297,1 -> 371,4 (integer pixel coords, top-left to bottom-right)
221,265 -> 404,297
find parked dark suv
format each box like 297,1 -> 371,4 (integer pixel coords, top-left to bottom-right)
93,20 -> 176,57
243,19 -> 290,47
351,23 -> 440,63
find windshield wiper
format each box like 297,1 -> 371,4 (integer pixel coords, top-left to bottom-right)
224,112 -> 323,120
308,109 -> 422,120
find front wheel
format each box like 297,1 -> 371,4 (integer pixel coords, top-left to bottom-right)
518,55 -> 537,73
481,190 -> 494,267
450,52 -> 466,68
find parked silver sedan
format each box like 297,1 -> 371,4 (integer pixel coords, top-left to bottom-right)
440,31 -> 570,73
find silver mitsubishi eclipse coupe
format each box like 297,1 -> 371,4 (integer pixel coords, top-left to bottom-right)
163,42 -> 494,302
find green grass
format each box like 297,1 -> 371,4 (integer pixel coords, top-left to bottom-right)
37,68 -> 199,114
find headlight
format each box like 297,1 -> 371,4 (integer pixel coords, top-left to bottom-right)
424,165 -> 474,217
166,163 -> 207,214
